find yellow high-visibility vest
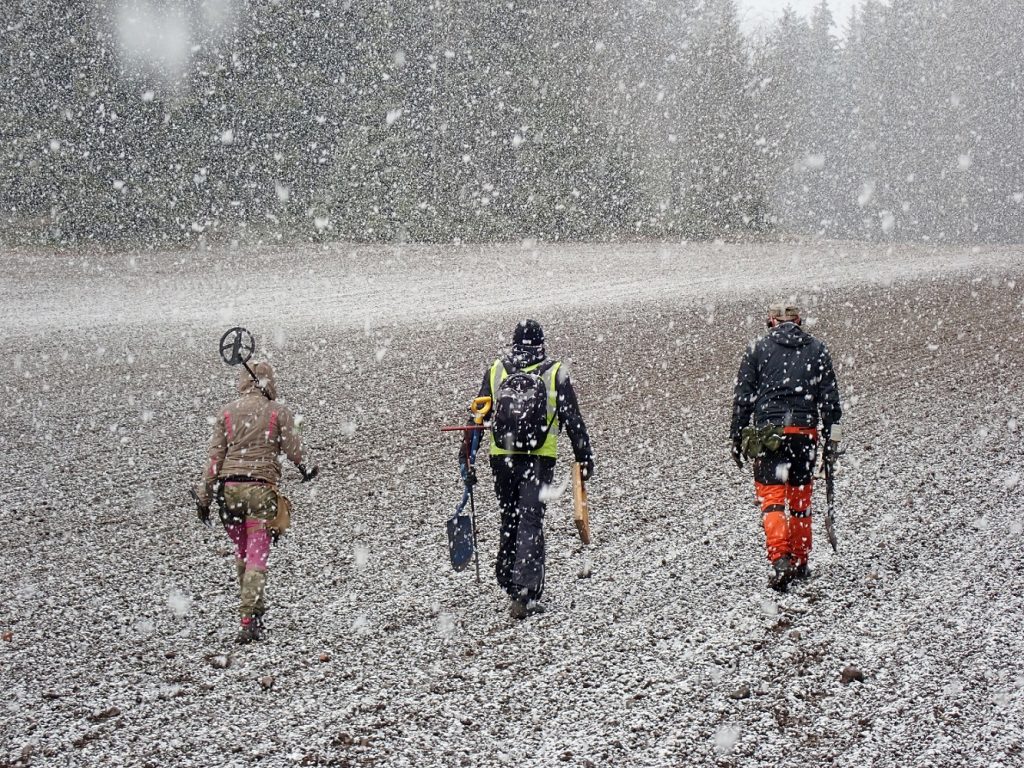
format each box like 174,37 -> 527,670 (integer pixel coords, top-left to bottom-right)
488,359 -> 561,458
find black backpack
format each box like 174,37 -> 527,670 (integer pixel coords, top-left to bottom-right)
491,364 -> 555,451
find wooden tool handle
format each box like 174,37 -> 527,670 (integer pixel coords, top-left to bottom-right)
572,462 -> 591,545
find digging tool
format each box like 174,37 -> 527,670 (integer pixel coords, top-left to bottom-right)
571,462 -> 591,545
444,397 -> 492,580
219,326 -> 271,400
823,457 -> 838,552
822,424 -> 843,552
572,462 -> 594,579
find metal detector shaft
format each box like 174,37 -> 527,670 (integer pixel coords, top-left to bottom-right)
241,360 -> 272,400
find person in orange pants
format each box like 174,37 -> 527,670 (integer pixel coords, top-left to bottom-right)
754,427 -> 817,583
730,303 -> 842,592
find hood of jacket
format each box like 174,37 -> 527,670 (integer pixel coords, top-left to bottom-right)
768,322 -> 812,349
504,343 -> 546,371
237,361 -> 278,400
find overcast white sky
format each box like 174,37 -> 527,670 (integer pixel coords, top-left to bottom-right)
736,0 -> 861,35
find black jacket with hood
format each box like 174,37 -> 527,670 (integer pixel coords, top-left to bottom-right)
464,344 -> 593,467
730,322 -> 842,440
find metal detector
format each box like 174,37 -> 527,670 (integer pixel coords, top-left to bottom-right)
219,326 -> 271,400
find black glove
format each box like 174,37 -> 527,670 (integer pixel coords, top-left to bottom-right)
579,458 -> 595,481
462,463 -> 477,487
731,437 -> 744,470
190,489 -> 212,527
298,463 -> 319,482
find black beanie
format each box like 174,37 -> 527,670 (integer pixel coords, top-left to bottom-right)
512,319 -> 544,347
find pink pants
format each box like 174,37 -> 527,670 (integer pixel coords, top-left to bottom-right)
224,519 -> 271,572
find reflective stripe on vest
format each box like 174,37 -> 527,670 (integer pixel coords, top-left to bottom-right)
489,359 -> 561,458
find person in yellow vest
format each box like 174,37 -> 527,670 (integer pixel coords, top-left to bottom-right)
461,319 -> 594,619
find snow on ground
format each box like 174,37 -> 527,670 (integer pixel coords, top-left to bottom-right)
1,241 -> 1023,767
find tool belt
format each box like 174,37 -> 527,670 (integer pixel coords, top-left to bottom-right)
741,424 -> 818,459
782,425 -> 819,438
213,477 -> 291,537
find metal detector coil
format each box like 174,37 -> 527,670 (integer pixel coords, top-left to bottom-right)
218,326 -> 271,400
219,327 -> 256,367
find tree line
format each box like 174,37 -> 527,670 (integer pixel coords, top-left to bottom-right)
2,0 -> 1021,246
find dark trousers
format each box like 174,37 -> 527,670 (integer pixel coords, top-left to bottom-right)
752,433 -> 817,492
490,455 -> 555,602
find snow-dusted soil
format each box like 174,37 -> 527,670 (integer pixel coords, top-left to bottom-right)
2,241 -> 1023,767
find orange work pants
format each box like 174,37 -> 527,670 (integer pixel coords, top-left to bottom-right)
752,429 -> 817,566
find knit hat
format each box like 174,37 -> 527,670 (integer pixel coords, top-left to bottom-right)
512,319 -> 544,348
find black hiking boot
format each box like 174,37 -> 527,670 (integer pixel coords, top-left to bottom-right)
792,563 -> 811,581
236,616 -> 258,644
252,612 -> 266,641
510,599 -> 546,620
768,556 -> 795,593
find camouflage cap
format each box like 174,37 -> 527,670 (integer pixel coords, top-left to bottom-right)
767,303 -> 800,322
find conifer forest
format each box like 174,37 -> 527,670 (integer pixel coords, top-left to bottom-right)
4,0 -> 1022,246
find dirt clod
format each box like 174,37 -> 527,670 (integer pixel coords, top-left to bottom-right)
841,665 -> 865,685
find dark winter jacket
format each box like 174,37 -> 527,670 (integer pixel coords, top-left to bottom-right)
730,323 -> 842,440
465,354 -> 593,466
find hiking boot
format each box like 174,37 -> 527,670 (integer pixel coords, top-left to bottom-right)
252,612 -> 266,641
525,601 -> 545,616
768,556 -> 794,593
236,616 -> 258,644
793,563 -> 811,581
510,599 -> 527,620
510,599 -> 546,620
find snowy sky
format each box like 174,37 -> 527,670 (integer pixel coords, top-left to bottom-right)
737,0 -> 860,34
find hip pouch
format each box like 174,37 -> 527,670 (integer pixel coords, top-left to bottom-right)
212,480 -> 245,526
267,490 -> 292,539
741,425 -> 784,460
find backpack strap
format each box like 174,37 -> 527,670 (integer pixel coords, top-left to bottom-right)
544,362 -> 561,428
489,359 -> 507,399
520,359 -> 561,428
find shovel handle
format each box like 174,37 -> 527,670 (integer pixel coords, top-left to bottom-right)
441,397 -> 493,432
470,396 -> 492,424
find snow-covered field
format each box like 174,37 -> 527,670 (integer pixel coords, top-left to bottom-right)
2,241 -> 1023,767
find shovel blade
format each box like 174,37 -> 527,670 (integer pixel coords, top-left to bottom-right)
447,513 -> 475,572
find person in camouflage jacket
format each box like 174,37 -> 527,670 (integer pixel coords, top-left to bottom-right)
195,361 -> 317,643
